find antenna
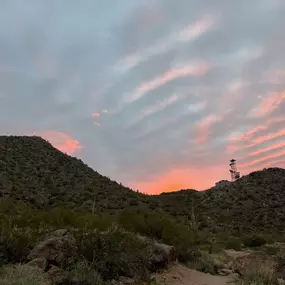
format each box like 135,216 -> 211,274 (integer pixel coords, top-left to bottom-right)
229,159 -> 240,181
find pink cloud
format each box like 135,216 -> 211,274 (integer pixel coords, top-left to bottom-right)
114,15 -> 215,73
179,15 -> 215,41
129,61 -> 210,102
228,116 -> 285,153
248,142 -> 285,157
30,131 -> 83,155
142,93 -> 179,116
195,114 -> 224,143
92,112 -> 100,118
250,91 -> 285,118
240,149 -> 285,168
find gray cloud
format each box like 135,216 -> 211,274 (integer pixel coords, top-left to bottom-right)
0,0 -> 285,192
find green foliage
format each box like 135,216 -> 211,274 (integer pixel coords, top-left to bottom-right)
118,207 -> 197,262
243,235 -> 267,247
0,265 -> 49,285
0,136 -> 150,212
187,251 -> 227,275
0,227 -> 38,265
60,260 -> 104,285
76,225 -> 150,280
225,238 -> 242,251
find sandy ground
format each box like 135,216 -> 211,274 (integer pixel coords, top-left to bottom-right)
154,263 -> 234,285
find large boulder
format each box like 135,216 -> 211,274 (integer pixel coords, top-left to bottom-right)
136,235 -> 177,272
233,251 -> 278,276
28,229 -> 77,268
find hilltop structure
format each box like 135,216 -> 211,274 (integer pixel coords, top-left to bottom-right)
229,159 -> 240,181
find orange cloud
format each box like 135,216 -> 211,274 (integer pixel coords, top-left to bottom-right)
132,166 -> 226,194
30,131 -> 83,155
129,62 -> 210,102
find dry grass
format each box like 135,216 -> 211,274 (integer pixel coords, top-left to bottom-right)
235,263 -> 276,285
187,250 -> 229,274
0,264 -> 49,285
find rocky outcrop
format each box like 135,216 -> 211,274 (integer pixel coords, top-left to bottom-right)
136,235 -> 177,272
27,229 -> 77,284
28,229 -> 77,268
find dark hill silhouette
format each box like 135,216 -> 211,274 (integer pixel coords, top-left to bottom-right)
0,136 -> 147,211
0,135 -> 285,234
158,167 -> 285,233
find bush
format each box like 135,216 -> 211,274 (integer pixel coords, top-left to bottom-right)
0,264 -> 49,285
243,235 -> 266,247
226,238 -> 242,251
187,251 -> 226,275
57,260 -> 104,285
118,207 -> 197,262
0,228 -> 38,265
77,225 -> 150,280
236,263 -> 276,285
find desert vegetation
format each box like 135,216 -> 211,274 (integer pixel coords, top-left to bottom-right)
1,136 -> 285,284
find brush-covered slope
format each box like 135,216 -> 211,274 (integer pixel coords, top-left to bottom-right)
0,136 -> 147,211
1,135 -> 285,234
158,167 -> 285,233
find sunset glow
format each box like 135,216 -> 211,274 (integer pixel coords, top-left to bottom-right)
1,1 -> 285,194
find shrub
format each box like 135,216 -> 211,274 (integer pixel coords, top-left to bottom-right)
0,228 -> 38,265
187,251 -> 226,275
243,235 -> 266,247
226,238 -> 242,251
76,225 -> 149,280
58,260 -> 104,285
0,264 -> 49,285
236,263 -> 276,285
118,207 -> 197,263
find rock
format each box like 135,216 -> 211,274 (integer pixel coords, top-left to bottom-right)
136,235 -> 177,272
278,278 -> 285,285
234,251 -> 277,276
27,257 -> 48,271
28,229 -> 77,267
45,265 -> 67,285
218,268 -> 234,276
118,276 -> 135,284
229,273 -> 240,279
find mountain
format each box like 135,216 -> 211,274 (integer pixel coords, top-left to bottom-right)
1,135 -> 285,235
0,136 -> 148,212
158,167 -> 285,234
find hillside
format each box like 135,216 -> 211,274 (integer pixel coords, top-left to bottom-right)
0,135 -> 285,236
0,136 -> 148,212
1,135 -> 285,285
157,167 -> 285,234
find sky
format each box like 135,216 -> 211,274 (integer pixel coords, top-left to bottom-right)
0,0 -> 285,194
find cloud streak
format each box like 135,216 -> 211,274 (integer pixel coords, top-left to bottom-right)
0,0 -> 285,192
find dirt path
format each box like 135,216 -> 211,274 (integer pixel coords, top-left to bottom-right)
154,263 -> 234,285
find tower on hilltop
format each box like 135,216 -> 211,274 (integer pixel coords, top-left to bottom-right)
229,159 -> 240,181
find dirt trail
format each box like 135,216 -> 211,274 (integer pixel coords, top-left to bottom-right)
154,263 -> 234,285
